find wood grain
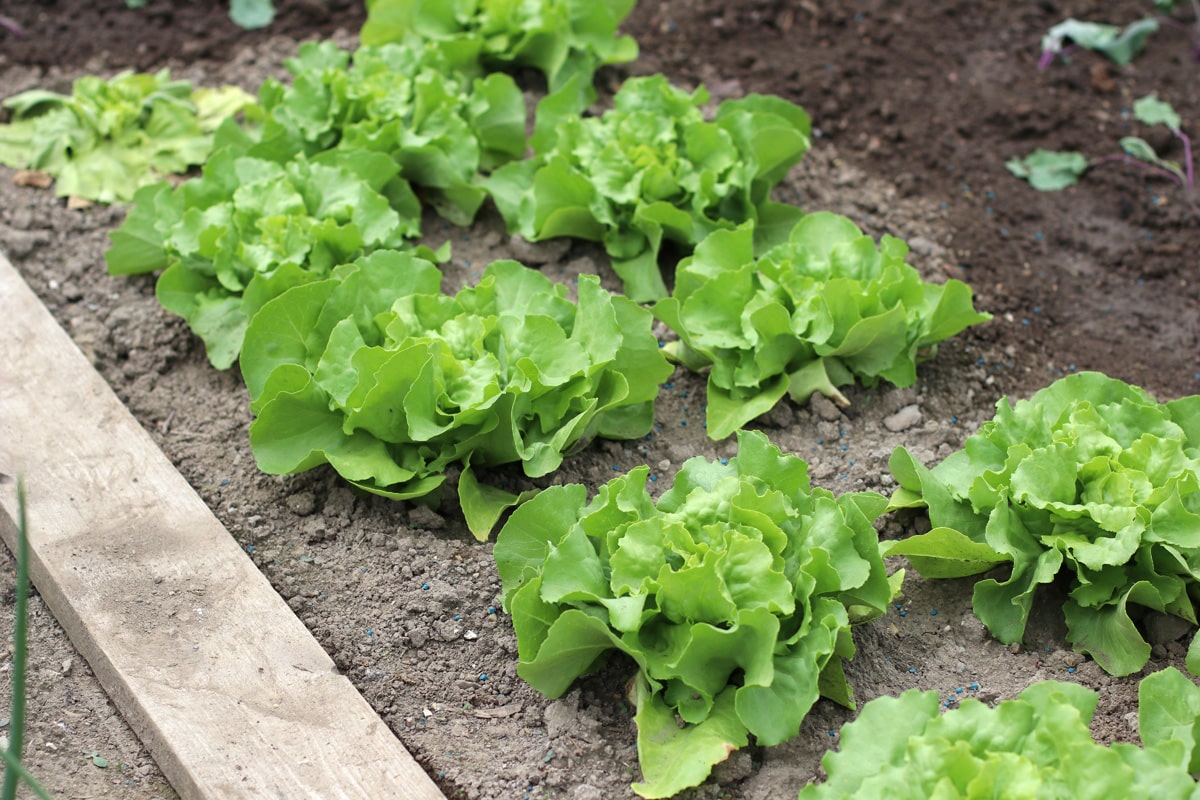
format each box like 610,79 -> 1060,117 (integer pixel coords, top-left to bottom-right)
0,255 -> 445,800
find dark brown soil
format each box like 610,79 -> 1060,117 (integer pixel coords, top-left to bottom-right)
1,0 -> 365,70
624,0 -> 1200,401
1,1 -> 1198,799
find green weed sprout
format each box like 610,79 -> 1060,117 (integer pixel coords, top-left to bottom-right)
1,479 -> 54,800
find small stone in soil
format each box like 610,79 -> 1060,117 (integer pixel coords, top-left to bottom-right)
884,404 -> 923,432
285,491 -> 316,516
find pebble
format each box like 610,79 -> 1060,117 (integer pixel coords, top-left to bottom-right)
810,393 -> 843,421
884,404 -> 923,432
508,235 -> 571,266
408,506 -> 446,530
285,491 -> 316,517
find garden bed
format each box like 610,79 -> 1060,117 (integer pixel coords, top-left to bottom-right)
0,0 -> 1197,798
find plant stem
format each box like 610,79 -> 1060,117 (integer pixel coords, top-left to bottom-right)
1176,129 -> 1195,187
0,15 -> 23,37
1090,153 -> 1186,185
0,750 -> 51,800
1,479 -> 30,800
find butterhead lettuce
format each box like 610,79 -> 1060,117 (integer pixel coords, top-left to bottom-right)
0,69 -> 252,203
105,39 -> 525,369
654,213 -> 991,439
240,251 -> 672,539
800,669 -> 1200,799
494,430 -> 897,797
886,372 -> 1200,676
485,75 -> 811,302
360,0 -> 637,108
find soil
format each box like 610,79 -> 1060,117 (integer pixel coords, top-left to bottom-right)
0,1 -> 1198,798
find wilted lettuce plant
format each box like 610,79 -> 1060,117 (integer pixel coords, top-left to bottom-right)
494,430 -> 897,798
0,69 -> 252,203
887,372 -> 1200,676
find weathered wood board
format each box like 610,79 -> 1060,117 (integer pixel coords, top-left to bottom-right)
0,254 -> 445,800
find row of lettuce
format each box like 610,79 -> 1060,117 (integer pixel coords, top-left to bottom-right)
0,16 -> 993,540
5,1 -> 1200,797
501,374 -> 1200,795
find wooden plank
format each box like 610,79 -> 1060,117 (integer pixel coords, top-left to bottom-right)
0,254 -> 446,800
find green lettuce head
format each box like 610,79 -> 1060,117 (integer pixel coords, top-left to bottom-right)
801,668 -> 1200,799
240,251 -> 672,539
654,213 -> 991,439
105,39 -> 526,369
494,429 -> 897,797
0,68 -> 252,203
360,0 -> 638,108
485,74 -> 811,302
886,372 -> 1200,676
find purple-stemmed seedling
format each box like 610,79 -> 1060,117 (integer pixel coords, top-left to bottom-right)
0,14 -> 24,38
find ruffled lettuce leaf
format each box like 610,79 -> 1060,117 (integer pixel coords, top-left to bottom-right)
105,40 -> 526,367
885,372 -> 1200,676
241,253 -> 671,539
485,75 -> 811,302
361,0 -> 637,110
801,673 -> 1200,799
0,69 -> 253,203
653,213 -> 991,438
494,429 -> 896,797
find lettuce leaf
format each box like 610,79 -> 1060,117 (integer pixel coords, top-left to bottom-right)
105,40 -> 525,368
801,671 -> 1200,799
494,430 -> 895,797
241,252 -> 672,539
0,69 -> 253,203
361,0 -> 637,108
485,75 -> 812,302
885,372 -> 1200,676
654,213 -> 991,438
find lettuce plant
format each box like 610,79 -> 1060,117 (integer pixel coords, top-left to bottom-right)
246,41 -> 527,224
241,252 -> 671,539
653,213 -> 990,439
106,148 -> 426,369
494,430 -> 897,798
886,372 -> 1200,676
800,668 -> 1200,799
0,69 -> 252,203
485,75 -> 812,302
105,40 -> 525,369
360,0 -> 637,107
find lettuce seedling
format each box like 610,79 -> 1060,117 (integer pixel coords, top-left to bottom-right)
241,252 -> 672,539
0,69 -> 252,203
800,669 -> 1200,799
1008,94 -> 1194,191
653,213 -> 990,439
886,372 -> 1200,676
360,0 -> 637,109
494,430 -> 897,798
485,74 -> 811,302
1039,1 -> 1200,68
